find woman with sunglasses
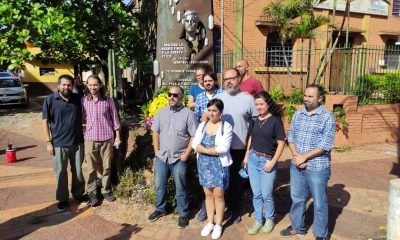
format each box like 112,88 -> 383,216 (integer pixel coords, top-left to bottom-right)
243,91 -> 285,235
192,98 -> 232,240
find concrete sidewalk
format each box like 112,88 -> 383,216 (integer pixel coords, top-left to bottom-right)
0,122 -> 399,240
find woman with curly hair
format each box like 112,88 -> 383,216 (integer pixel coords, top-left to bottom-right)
243,91 -> 285,235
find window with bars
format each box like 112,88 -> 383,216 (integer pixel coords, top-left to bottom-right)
384,39 -> 400,69
393,0 -> 400,16
266,31 -> 293,67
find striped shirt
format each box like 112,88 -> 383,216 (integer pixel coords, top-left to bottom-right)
82,96 -> 120,141
287,105 -> 336,171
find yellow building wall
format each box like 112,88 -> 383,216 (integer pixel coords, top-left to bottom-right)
22,60 -> 74,83
21,47 -> 75,94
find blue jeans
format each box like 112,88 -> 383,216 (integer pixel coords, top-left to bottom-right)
289,163 -> 331,238
154,157 -> 189,217
247,150 -> 277,223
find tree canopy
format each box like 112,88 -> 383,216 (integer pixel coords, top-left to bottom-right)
0,0 -> 146,71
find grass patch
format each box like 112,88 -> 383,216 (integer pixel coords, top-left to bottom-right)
333,146 -> 352,153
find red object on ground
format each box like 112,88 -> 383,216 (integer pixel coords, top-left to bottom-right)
6,149 -> 16,163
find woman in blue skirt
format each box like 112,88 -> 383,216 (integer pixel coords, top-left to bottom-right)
192,98 -> 233,240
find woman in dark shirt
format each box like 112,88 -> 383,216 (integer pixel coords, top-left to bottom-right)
243,91 -> 285,235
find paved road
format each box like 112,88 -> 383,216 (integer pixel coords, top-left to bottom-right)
0,97 -> 399,240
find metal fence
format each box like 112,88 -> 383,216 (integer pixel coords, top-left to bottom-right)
217,45 -> 400,104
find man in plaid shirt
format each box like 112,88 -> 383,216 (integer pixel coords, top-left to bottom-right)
194,71 -> 223,123
82,75 -> 121,206
280,84 -> 336,240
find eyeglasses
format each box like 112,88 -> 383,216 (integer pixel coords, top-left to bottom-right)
168,92 -> 180,98
223,76 -> 238,81
196,74 -> 205,77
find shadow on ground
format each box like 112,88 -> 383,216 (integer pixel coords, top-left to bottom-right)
0,202 -> 89,239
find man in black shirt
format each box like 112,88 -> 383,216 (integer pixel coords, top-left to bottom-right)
42,75 -> 86,212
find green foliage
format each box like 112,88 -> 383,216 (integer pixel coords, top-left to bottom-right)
264,0 -> 330,42
333,106 -> 348,129
354,74 -> 400,104
0,0 -> 147,70
113,168 -> 146,198
284,104 -> 297,123
333,146 -> 352,153
287,88 -> 304,104
269,84 -> 285,103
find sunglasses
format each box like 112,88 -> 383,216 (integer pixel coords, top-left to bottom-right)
168,92 -> 180,98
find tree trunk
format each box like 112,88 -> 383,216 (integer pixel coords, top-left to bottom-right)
312,0 -> 349,84
281,40 -> 295,88
306,39 -> 312,87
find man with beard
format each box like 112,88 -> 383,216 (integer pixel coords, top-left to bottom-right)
280,84 -> 335,240
82,75 -> 121,206
214,68 -> 257,224
188,64 -> 211,109
194,71 -> 223,123
42,74 -> 86,212
148,86 -> 197,229
236,59 -> 264,97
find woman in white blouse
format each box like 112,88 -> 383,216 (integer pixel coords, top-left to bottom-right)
192,98 -> 233,240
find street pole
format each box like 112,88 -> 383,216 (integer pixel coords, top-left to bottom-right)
221,0 -> 224,82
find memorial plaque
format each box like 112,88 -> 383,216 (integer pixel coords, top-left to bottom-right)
154,0 -> 214,88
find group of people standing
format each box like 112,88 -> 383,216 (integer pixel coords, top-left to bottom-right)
149,60 -> 335,240
42,74 -> 120,212
42,59 -> 335,240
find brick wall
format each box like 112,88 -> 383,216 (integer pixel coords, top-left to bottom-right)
213,0 -> 400,51
325,95 -> 400,146
211,0 -> 400,93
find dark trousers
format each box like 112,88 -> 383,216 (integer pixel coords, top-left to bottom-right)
226,149 -> 246,214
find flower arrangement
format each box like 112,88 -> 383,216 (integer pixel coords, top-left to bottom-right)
140,86 -> 188,131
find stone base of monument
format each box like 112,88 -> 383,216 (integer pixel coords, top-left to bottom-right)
387,178 -> 400,240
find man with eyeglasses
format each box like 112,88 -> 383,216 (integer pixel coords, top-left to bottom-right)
236,59 -> 264,97
148,86 -> 198,229
214,68 -> 257,224
188,64 -> 211,109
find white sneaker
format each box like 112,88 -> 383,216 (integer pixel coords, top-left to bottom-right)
211,224 -> 222,239
201,223 -> 214,237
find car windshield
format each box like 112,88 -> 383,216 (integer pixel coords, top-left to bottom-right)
0,78 -> 22,88
0,72 -> 14,77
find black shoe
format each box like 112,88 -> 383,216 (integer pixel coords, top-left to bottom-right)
178,216 -> 189,229
103,193 -> 116,202
148,210 -> 166,222
57,201 -> 68,212
316,237 -> 327,240
280,226 -> 306,237
74,194 -> 89,204
88,193 -> 99,207
195,207 -> 207,222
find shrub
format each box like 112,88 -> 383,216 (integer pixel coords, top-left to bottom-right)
354,73 -> 400,103
114,168 -> 147,199
284,104 -> 297,123
269,84 -> 285,103
287,88 -> 304,104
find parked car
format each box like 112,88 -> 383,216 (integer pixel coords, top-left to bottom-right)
0,76 -> 29,107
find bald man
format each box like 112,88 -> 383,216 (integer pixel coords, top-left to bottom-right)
236,59 -> 264,97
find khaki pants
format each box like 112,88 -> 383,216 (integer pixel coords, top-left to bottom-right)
83,139 -> 113,194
